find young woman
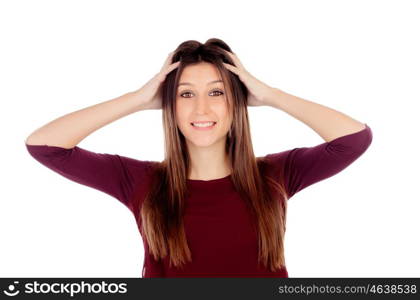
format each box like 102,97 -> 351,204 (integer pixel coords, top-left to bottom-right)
25,38 -> 373,277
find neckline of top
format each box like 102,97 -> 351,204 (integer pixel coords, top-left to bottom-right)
187,174 -> 231,183
186,174 -> 233,191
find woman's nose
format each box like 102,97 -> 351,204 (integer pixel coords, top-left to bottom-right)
194,97 -> 211,113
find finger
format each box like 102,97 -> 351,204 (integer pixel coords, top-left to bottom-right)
223,62 -> 239,75
167,51 -> 175,62
161,61 -> 180,77
220,48 -> 244,68
162,51 -> 175,70
167,61 -> 180,73
163,52 -> 172,64
230,53 -> 244,69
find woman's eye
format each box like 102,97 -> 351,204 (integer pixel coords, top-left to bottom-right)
211,90 -> 224,96
181,92 -> 193,98
180,90 -> 224,98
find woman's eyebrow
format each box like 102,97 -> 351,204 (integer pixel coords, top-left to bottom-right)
177,79 -> 223,87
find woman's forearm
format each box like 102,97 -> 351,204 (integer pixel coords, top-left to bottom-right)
265,88 -> 367,142
25,90 -> 148,148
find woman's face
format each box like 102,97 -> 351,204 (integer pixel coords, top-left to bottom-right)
175,62 -> 233,149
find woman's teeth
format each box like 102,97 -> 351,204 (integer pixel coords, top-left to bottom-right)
191,122 -> 216,127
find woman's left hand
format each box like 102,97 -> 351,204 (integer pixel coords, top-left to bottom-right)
221,49 -> 274,107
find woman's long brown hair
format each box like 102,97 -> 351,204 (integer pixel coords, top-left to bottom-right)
139,38 -> 289,272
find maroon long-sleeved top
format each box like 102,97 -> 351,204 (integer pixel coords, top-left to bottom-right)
25,123 -> 373,277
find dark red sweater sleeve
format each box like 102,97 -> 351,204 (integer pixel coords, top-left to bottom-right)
25,143 -> 152,212
264,123 -> 373,199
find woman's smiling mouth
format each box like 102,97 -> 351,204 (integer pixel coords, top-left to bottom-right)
190,121 -> 217,130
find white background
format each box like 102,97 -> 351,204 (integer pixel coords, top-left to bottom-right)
1,0 -> 419,277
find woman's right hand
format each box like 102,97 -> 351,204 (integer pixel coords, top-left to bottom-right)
132,51 -> 180,110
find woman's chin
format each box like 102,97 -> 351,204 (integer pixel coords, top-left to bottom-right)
186,137 -> 221,148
